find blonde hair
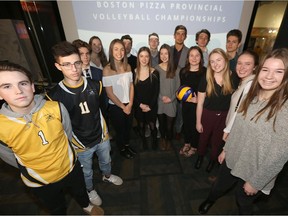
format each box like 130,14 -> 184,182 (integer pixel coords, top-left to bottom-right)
206,48 -> 233,97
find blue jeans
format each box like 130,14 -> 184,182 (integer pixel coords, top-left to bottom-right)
77,139 -> 111,191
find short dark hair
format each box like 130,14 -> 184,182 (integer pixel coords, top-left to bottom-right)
226,29 -> 242,43
121,34 -> 133,43
0,61 -> 33,83
195,29 -> 211,42
174,25 -> 187,36
148,32 -> 159,40
51,41 -> 79,62
72,39 -> 91,53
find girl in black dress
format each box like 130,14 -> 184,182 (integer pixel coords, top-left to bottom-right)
134,47 -> 159,150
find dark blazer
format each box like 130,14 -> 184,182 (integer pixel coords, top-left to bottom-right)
90,65 -> 103,82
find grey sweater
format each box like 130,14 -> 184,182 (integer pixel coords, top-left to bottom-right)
224,98 -> 288,194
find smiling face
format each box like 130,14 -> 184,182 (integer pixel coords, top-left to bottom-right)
159,47 -> 169,63
258,57 -> 285,94
209,53 -> 226,73
236,54 -> 256,80
112,42 -> 125,62
139,50 -> 150,67
188,49 -> 201,67
0,71 -> 35,114
91,38 -> 102,54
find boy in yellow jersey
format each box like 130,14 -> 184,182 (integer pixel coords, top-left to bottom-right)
0,62 -> 103,215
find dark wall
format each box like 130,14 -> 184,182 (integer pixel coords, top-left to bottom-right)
273,5 -> 288,49
0,1 -> 66,84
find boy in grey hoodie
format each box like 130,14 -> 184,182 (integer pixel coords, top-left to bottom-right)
0,62 -> 103,215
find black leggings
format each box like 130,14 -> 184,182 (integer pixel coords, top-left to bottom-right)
109,104 -> 133,150
158,113 -> 175,140
207,160 -> 263,214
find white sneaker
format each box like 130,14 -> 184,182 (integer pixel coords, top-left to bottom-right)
83,204 -> 104,215
88,190 -> 102,206
102,174 -> 123,185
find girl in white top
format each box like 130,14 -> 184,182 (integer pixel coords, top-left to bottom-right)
223,50 -> 259,141
102,39 -> 136,159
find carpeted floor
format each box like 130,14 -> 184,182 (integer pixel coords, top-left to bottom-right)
1,130 -> 288,215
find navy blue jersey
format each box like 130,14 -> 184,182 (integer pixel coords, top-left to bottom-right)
46,77 -> 108,149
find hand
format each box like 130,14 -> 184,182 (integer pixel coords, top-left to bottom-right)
162,96 -> 171,104
142,105 -> 151,112
223,132 -> 229,142
218,150 -> 226,164
243,182 -> 258,196
140,103 -> 148,111
123,104 -> 132,115
187,95 -> 197,103
196,123 -> 203,133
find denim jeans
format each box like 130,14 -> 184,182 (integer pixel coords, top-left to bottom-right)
77,139 -> 111,191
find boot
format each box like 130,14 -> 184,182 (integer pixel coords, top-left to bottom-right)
140,126 -> 148,150
165,139 -> 172,151
206,160 -> 215,173
151,128 -> 158,150
160,138 -> 166,151
195,155 -> 204,169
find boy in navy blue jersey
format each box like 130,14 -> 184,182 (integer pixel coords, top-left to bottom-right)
47,41 -> 123,207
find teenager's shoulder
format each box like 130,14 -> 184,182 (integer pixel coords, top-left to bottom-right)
103,64 -> 115,76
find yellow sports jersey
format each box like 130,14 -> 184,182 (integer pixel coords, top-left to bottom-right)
0,101 -> 76,187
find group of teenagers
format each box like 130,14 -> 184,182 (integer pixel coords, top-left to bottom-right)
0,23 -> 288,215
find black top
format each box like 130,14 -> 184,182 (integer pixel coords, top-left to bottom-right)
179,66 -> 206,98
134,70 -> 159,122
198,73 -> 233,111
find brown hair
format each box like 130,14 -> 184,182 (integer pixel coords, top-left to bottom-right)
89,36 -> 108,67
239,48 -> 288,129
159,44 -> 176,79
51,41 -> 79,63
108,39 -> 128,72
72,39 -> 91,53
134,46 -> 152,84
0,61 -> 33,83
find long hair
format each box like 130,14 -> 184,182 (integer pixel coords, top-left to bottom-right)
158,43 -> 176,79
134,46 -> 152,84
206,48 -> 233,97
89,36 -> 108,67
183,46 -> 204,73
238,48 -> 288,128
108,39 -> 128,72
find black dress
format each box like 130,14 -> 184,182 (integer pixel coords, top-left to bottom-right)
134,70 -> 159,123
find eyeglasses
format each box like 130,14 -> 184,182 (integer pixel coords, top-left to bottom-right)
58,61 -> 82,70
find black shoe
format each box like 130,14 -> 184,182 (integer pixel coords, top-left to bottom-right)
125,145 -> 137,155
198,199 -> 215,214
194,155 -> 203,169
206,160 -> 215,173
120,148 -> 134,159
